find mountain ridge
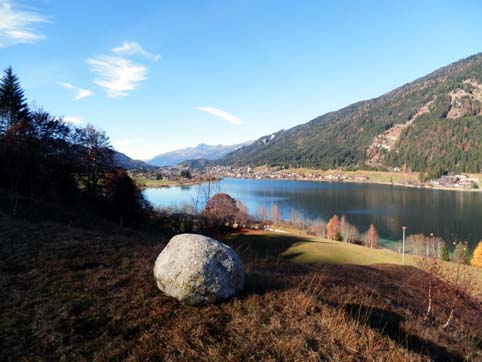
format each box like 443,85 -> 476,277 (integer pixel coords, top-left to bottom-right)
148,141 -> 252,167
221,53 -> 482,174
112,151 -> 157,170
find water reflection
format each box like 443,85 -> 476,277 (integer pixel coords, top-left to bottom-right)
144,178 -> 482,248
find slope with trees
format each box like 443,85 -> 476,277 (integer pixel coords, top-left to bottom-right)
221,53 -> 482,174
0,67 -> 148,226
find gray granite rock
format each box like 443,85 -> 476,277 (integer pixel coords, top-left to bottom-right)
153,233 -> 244,305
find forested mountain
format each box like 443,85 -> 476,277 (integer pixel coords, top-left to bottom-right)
148,141 -> 252,167
222,53 -> 482,174
113,151 -> 156,170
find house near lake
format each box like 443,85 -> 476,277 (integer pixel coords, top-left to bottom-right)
431,174 -> 479,189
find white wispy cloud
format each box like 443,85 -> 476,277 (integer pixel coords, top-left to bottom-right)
87,41 -> 158,98
197,106 -> 242,126
74,88 -> 92,100
63,116 -> 85,126
112,41 -> 160,62
87,55 -> 147,98
59,82 -> 93,101
59,82 -> 73,89
0,0 -> 48,48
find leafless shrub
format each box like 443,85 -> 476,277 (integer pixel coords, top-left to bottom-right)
407,233 -> 446,258
417,256 -> 479,331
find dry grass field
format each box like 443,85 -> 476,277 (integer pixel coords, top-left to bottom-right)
1,215 -> 481,361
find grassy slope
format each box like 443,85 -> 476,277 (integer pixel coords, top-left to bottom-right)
1,216 -> 482,361
283,236 -> 412,265
278,168 -> 420,184
253,167 -> 482,188
228,230 -> 412,265
229,230 -> 482,291
133,177 -> 179,187
133,177 -> 205,188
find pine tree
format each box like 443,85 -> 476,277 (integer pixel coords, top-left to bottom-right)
471,241 -> 482,268
465,245 -> 472,265
440,244 -> 450,262
0,67 -> 30,133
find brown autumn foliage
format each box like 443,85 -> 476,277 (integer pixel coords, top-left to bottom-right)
203,193 -> 242,226
326,214 -> 340,240
1,213 -> 481,362
366,223 -> 379,248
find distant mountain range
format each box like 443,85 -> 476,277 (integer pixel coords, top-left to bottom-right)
113,151 -> 156,170
222,53 -> 482,174
147,142 -> 253,167
177,158 -> 213,170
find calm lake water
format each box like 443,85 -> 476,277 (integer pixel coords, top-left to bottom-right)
144,178 -> 482,248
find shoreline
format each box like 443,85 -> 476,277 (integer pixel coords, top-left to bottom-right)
140,175 -> 482,193
136,178 -> 220,189
137,182 -> 199,189
219,174 -> 482,193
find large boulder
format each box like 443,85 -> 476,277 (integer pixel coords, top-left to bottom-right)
153,233 -> 244,305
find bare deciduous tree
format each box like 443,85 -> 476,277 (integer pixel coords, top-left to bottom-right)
257,205 -> 267,222
75,125 -> 113,198
407,233 -> 446,259
344,223 -> 359,243
271,203 -> 281,225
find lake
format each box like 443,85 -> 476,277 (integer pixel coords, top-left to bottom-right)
143,178 -> 482,248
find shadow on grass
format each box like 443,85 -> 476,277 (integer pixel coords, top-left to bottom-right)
344,304 -> 465,362
220,233 -> 319,296
222,232 -> 315,259
242,271 -> 290,295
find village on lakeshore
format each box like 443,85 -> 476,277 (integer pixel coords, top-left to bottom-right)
130,164 -> 482,191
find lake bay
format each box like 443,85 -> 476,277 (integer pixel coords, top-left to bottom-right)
144,178 -> 482,248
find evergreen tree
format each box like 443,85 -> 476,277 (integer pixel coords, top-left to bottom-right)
464,244 -> 472,266
440,244 -> 450,262
0,67 -> 30,133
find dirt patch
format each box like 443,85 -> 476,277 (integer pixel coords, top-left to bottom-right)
366,101 -> 433,167
446,79 -> 482,119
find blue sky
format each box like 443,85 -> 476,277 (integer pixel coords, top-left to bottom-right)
1,0 -> 482,159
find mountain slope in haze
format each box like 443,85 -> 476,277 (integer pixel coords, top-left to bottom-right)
113,151 -> 156,170
222,53 -> 482,173
177,158 -> 213,170
148,141 -> 252,167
